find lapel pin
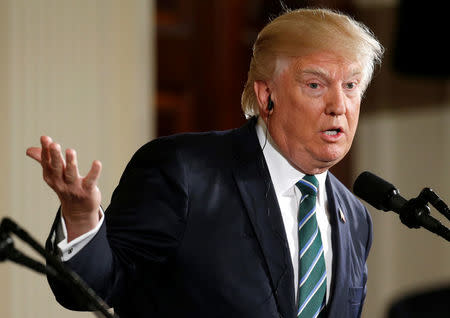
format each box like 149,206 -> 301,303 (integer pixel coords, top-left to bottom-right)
339,208 -> 346,223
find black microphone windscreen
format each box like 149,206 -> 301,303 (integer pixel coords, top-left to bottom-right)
353,171 -> 398,211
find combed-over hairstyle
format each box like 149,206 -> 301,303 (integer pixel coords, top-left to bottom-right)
241,8 -> 384,118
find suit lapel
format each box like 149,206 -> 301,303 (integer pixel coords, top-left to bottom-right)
231,119 -> 295,317
325,174 -> 351,317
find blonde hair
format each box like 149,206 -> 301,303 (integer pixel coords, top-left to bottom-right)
241,8 -> 384,118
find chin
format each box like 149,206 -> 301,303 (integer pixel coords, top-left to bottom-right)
320,145 -> 349,163
290,148 -> 346,174
313,153 -> 346,171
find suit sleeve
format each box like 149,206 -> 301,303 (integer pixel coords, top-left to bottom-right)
46,137 -> 189,311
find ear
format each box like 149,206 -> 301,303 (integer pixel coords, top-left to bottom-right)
253,80 -> 271,120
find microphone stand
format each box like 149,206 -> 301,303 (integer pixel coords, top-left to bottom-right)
0,217 -> 118,318
419,188 -> 450,222
397,188 -> 450,242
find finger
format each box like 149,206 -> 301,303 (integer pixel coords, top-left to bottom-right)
26,147 -> 42,163
49,143 -> 65,173
64,148 -> 79,184
40,136 -> 53,167
83,160 -> 102,190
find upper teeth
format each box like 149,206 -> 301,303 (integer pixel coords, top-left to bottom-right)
325,130 -> 338,135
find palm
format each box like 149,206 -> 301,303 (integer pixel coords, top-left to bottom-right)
27,136 -> 103,240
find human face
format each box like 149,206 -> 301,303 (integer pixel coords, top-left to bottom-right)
261,52 -> 363,175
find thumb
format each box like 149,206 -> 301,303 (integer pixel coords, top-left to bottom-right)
26,147 -> 42,163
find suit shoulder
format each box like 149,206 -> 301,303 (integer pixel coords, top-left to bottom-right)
327,173 -> 366,211
129,128 -> 239,167
327,173 -> 372,228
327,172 -> 373,257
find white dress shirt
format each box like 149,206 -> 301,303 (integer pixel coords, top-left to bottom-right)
57,209 -> 104,261
255,117 -> 333,302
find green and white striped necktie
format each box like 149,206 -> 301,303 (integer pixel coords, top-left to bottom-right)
296,175 -> 327,318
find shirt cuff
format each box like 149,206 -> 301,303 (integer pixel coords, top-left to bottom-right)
57,207 -> 104,262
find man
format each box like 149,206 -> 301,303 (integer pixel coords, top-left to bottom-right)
27,8 -> 383,318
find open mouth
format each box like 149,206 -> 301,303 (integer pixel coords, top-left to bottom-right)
324,128 -> 342,136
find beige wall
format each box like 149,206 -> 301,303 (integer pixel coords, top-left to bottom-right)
356,105 -> 450,317
0,1 -> 154,317
0,1 -> 12,316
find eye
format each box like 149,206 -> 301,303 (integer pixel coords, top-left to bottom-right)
308,83 -> 320,89
345,82 -> 357,89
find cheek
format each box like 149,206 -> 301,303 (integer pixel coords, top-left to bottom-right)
347,103 -> 361,130
348,113 -> 359,130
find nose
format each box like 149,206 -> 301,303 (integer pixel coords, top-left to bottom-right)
325,86 -> 346,116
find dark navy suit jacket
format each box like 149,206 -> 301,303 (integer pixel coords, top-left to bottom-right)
47,118 -> 372,318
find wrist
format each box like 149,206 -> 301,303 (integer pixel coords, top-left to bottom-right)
61,208 -> 101,242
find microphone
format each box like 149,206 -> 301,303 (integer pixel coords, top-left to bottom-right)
353,171 -> 407,213
353,171 -> 450,242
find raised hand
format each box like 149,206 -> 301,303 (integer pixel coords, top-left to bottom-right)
27,136 -> 102,242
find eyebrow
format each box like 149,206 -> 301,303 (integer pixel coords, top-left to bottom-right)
300,68 -> 330,79
297,68 -> 363,81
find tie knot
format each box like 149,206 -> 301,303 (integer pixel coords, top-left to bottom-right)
296,175 -> 319,196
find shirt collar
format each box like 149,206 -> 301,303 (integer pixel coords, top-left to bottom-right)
255,117 -> 328,201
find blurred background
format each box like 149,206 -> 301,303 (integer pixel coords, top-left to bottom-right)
0,0 -> 448,317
